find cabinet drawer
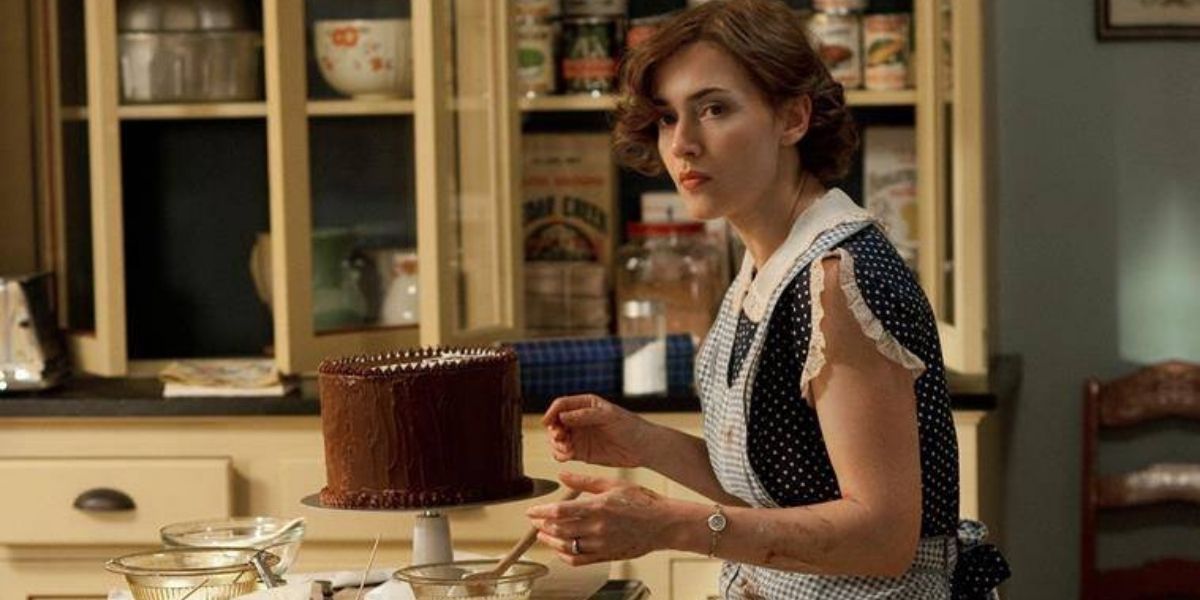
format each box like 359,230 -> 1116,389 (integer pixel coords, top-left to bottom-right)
0,458 -> 231,545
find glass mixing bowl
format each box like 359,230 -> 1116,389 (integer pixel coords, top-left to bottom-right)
106,547 -> 277,600
392,559 -> 549,600
161,516 -> 304,575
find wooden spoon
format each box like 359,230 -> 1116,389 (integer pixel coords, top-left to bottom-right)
462,488 -> 582,587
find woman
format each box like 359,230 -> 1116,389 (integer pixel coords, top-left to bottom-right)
525,1 -> 1009,598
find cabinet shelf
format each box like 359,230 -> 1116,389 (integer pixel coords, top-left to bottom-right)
307,99 -> 415,117
519,89 -> 918,113
117,102 -> 267,120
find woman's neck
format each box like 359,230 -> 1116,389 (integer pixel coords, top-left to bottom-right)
729,173 -> 826,271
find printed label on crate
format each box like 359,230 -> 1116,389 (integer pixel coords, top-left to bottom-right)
522,133 -> 615,266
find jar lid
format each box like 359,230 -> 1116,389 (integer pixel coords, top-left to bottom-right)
627,221 -> 705,237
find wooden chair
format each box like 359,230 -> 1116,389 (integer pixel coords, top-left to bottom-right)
1081,361 -> 1200,599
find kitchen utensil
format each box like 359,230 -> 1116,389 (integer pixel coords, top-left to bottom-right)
463,489 -> 582,586
314,19 -> 413,98
393,560 -> 548,600
0,272 -> 67,392
161,516 -> 305,575
106,547 -> 278,600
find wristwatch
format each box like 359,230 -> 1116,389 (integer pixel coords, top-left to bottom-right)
706,504 -> 727,557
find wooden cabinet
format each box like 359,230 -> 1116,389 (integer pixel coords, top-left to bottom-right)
33,0 -> 523,376
33,0 -> 989,379
0,411 -> 991,600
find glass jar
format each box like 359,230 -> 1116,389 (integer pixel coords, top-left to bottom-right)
620,299 -> 667,397
616,221 -> 723,343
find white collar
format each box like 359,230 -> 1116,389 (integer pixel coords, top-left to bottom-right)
732,188 -> 873,322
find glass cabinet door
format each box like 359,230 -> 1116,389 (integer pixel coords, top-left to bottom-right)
267,0 -> 521,373
413,0 -> 522,346
36,0 -> 129,375
917,0 -> 987,377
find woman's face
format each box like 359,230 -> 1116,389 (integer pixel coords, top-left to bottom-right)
653,41 -> 797,221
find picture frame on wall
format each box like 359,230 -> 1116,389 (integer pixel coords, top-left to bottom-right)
1097,0 -> 1200,39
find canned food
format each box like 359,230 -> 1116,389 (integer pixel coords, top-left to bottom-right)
514,0 -> 561,19
561,16 -> 623,94
627,13 -> 670,49
808,12 -> 861,89
517,18 -> 557,97
863,13 -> 910,91
813,0 -> 867,13
563,0 -> 627,17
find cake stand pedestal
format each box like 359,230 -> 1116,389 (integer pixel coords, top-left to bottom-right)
301,478 -> 559,566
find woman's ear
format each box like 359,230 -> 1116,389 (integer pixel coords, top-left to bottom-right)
781,95 -> 813,146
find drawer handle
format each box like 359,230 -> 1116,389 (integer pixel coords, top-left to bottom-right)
73,487 -> 137,512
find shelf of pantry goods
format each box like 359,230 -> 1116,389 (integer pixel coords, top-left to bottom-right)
519,89 -> 917,111
59,90 -> 918,122
58,100 -> 423,121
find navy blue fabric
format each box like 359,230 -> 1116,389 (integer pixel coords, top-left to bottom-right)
505,334 -> 695,400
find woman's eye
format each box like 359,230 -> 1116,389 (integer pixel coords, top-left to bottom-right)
701,103 -> 725,118
657,113 -> 678,127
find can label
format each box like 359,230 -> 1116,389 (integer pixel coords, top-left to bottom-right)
813,0 -> 867,13
561,18 -> 621,93
563,0 -> 627,17
864,14 -> 911,91
515,0 -> 561,19
809,12 -> 862,89
517,20 -> 557,96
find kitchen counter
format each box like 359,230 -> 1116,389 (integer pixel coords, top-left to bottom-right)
0,354 -> 1018,418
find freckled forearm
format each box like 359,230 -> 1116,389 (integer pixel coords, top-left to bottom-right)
662,498 -> 917,577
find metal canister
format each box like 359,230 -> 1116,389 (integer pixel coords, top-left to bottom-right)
808,11 -> 862,89
516,17 -> 558,97
563,0 -> 627,17
863,13 -> 911,91
813,0 -> 867,13
627,13 -> 670,50
514,0 -> 561,19
560,16 -> 622,95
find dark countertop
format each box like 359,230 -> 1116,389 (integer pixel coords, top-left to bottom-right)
0,355 -> 1017,418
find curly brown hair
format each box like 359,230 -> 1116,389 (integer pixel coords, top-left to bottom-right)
613,0 -> 858,186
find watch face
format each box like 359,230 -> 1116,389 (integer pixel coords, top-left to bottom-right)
708,512 -> 727,532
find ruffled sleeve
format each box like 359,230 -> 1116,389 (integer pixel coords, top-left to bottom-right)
799,247 -> 927,405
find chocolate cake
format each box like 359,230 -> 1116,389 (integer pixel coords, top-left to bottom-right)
317,346 -> 532,509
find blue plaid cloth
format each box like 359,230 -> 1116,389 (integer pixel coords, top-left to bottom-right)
504,335 -> 695,400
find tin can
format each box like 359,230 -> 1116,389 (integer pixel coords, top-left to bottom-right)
563,0 -> 627,17
808,12 -> 862,89
516,18 -> 557,97
514,0 -> 561,19
627,13 -> 669,49
813,0 -> 867,13
863,13 -> 910,91
560,16 -> 622,94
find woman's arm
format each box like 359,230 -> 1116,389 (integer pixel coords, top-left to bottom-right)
531,257 -> 922,577
667,256 -> 922,576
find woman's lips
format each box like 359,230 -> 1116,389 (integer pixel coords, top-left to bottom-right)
680,172 -> 711,192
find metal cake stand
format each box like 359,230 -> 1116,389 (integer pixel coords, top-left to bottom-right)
301,478 -> 559,566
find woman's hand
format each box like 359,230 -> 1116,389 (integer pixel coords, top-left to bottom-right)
527,472 -> 673,566
543,394 -> 652,468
